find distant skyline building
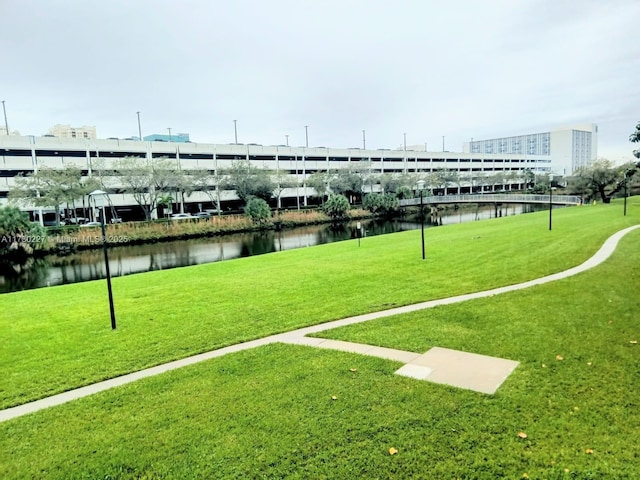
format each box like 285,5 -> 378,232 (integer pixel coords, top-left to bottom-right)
143,133 -> 190,143
47,124 -> 97,140
464,124 -> 597,175
0,126 -> 20,136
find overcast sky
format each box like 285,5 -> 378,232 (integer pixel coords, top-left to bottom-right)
2,0 -> 639,161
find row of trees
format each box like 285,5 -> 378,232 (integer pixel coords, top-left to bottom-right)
8,158 -> 533,225
569,117 -> 639,202
9,117 -> 640,224
571,159 -> 639,203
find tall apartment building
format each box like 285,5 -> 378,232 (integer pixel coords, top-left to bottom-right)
464,124 -> 597,175
47,124 -> 97,140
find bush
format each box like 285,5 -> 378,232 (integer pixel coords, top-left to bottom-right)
0,205 -> 36,257
322,194 -> 350,220
244,197 -> 272,224
363,193 -> 399,217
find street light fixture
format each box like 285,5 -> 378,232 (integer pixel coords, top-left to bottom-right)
136,111 -> 142,141
624,168 -> 634,216
1,100 -> 8,135
417,179 -> 426,260
89,190 -> 117,330
548,173 -> 554,231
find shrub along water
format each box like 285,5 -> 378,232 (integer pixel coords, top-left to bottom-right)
38,208 -> 371,253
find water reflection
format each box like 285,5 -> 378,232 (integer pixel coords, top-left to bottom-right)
0,204 -> 540,293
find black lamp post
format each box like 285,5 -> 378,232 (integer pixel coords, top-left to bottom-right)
417,180 -> 425,260
89,190 -> 117,330
624,169 -> 633,216
548,174 -> 553,231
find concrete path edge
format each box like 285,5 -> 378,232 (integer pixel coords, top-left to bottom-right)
1,224 -> 638,423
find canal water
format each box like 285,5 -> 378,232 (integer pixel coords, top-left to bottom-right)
0,204 -> 539,293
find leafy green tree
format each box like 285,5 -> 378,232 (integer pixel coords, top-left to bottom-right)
115,156 -> 179,220
322,194 -> 350,220
307,172 -> 331,204
157,194 -> 174,217
571,159 -> 630,202
363,192 -> 400,217
0,205 -> 41,257
630,121 -> 640,160
189,168 -> 222,214
378,173 -> 400,194
221,160 -> 275,204
431,168 -> 458,193
10,166 -> 83,225
244,197 -> 271,224
272,171 -> 296,212
329,168 -> 363,199
522,169 -> 535,189
396,185 -> 413,200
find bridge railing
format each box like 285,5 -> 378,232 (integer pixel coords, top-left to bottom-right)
399,194 -> 583,207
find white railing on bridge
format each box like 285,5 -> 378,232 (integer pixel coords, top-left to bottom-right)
399,194 -> 583,207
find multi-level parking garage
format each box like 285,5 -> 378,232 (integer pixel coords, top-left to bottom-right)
0,134 -> 555,221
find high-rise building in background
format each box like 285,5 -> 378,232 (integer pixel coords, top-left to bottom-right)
464,124 -> 597,175
143,133 -> 190,143
47,124 -> 97,140
0,126 -> 20,136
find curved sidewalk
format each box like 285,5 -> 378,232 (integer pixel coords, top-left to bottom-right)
2,225 -> 638,422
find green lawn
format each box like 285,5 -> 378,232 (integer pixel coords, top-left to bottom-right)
0,223 -> 638,478
1,199 -> 638,409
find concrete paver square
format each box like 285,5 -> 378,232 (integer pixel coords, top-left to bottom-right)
395,363 -> 433,380
397,347 -> 519,394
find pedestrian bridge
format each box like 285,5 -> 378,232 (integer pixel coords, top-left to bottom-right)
399,193 -> 583,207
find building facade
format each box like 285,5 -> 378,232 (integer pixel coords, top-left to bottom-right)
0,126 -> 20,136
47,124 -> 97,140
143,133 -> 190,143
464,124 -> 597,175
0,124 -> 592,220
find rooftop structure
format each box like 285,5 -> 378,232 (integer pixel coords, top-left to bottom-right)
143,133 -> 190,143
47,124 -> 97,140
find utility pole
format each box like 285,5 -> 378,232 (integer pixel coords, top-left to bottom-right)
285,134 -> 289,147
1,101 -> 8,135
304,125 -> 309,148
233,120 -> 238,144
362,129 -> 366,149
136,111 -> 142,141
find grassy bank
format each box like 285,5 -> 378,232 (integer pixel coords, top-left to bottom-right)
41,208 -> 371,252
0,199 -> 638,410
0,221 -> 638,478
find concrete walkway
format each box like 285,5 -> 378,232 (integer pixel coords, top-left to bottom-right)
1,225 -> 638,423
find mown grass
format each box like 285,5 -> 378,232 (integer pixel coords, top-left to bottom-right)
0,199 -> 637,410
0,228 -> 638,478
